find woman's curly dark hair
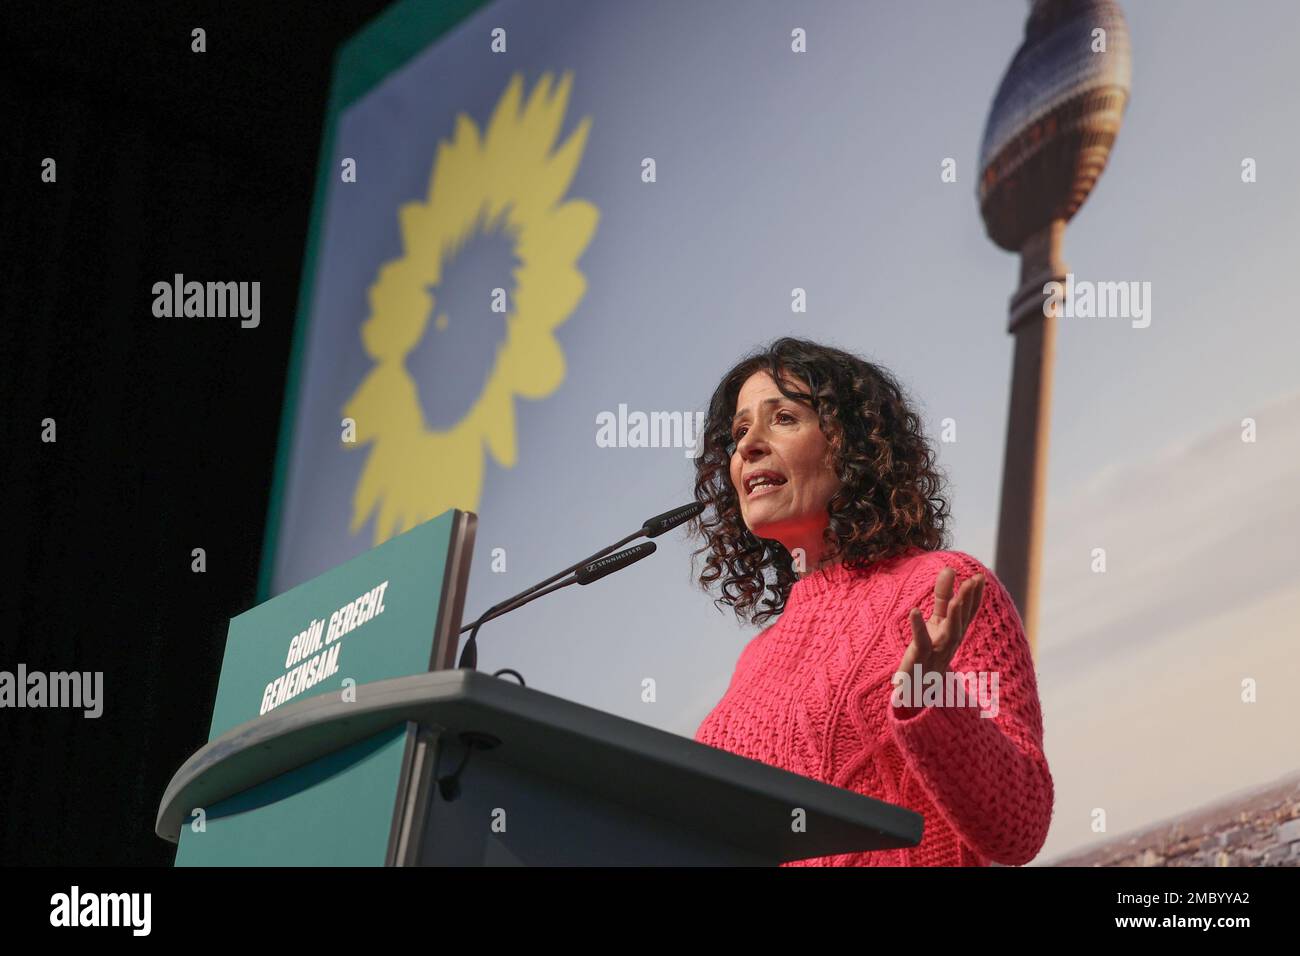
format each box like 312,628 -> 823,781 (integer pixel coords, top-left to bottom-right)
690,337 -> 951,626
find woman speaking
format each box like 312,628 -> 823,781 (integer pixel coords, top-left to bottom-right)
690,337 -> 1053,867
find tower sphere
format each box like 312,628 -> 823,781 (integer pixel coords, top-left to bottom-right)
978,0 -> 1132,252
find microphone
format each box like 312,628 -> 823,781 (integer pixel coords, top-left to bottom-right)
458,502 -> 701,635
574,541 -> 656,585
477,542 -> 658,625
455,502 -> 702,670
456,543 -> 657,669
642,502 -> 704,538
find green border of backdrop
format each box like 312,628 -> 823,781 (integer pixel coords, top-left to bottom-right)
256,0 -> 493,604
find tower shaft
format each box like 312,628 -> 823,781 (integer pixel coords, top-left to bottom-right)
993,219 -> 1065,657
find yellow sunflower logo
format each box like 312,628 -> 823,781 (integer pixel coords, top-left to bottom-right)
343,71 -> 598,545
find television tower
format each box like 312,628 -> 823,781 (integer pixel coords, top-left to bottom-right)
978,0 -> 1132,655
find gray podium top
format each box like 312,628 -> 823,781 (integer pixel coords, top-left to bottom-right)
157,669 -> 923,862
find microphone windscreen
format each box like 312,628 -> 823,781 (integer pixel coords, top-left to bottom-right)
575,542 -> 657,585
642,502 -> 705,538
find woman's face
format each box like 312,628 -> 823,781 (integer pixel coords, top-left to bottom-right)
728,370 -> 843,563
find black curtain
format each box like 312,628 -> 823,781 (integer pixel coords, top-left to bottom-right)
1,0 -> 394,865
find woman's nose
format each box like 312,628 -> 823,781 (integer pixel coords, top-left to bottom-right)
737,425 -> 768,458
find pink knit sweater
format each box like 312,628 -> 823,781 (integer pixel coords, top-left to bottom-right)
694,547 -> 1053,866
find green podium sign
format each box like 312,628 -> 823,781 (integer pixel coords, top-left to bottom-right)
174,509 -> 474,866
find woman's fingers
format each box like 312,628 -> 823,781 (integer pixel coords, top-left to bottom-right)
907,572 -> 989,677
956,577 -> 977,636
908,607 -> 932,658
970,576 -> 985,627
947,581 -> 966,639
930,567 -> 956,623
936,575 -> 979,660
940,579 -> 969,645
968,576 -> 985,632
948,575 -> 985,661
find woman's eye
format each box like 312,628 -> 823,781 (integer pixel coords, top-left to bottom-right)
730,412 -> 794,446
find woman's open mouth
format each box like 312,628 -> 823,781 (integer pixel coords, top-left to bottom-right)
744,470 -> 788,498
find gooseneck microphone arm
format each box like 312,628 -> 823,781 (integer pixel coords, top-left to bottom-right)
455,502 -> 703,671
456,542 -> 657,670
456,529 -> 643,636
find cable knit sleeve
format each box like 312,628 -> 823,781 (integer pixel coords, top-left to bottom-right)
886,552 -> 1054,866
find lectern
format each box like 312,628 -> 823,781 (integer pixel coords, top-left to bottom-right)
159,509 -> 923,865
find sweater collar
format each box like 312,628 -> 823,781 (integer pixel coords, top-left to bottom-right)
788,546 -> 925,603
789,560 -> 863,600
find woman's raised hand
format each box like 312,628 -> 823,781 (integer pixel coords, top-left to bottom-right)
893,567 -> 985,717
